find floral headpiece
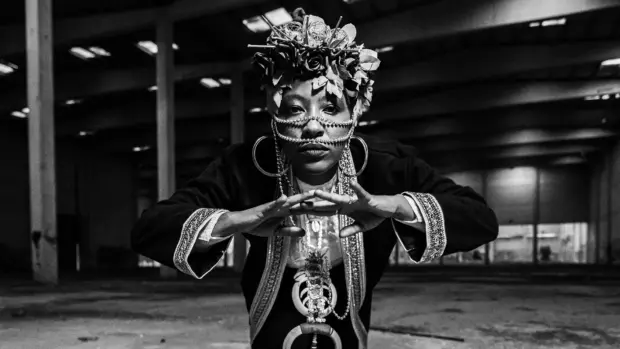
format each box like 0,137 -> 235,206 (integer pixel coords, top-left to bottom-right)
249,8 -> 381,120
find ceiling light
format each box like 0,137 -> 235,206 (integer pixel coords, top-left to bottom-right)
136,41 -> 179,55
541,18 -> 566,27
343,0 -> 364,3
243,16 -> 270,33
133,145 -> 151,152
0,62 -> 17,75
375,46 -> 393,53
602,94 -> 611,100
264,8 -> 293,26
11,111 -> 26,118
148,85 -> 158,92
529,22 -> 541,27
249,107 -> 264,113
601,117 -> 608,124
585,95 -> 601,101
200,78 -> 221,88
358,120 -> 379,127
78,131 -> 94,137
88,46 -> 111,57
22,107 -> 30,114
70,47 -> 96,60
65,99 -> 81,105
601,58 -> 620,67
218,78 -> 232,86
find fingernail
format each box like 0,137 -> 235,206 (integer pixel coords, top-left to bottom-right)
309,190 -> 315,195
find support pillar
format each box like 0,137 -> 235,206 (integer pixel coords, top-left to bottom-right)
26,0 -> 58,285
606,152 -> 614,265
482,171 -> 491,266
156,13 -> 177,279
532,168 -> 540,265
231,62 -> 247,272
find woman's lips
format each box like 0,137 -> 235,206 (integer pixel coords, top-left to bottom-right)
298,143 -> 330,158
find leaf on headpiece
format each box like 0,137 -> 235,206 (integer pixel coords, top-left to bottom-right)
359,49 -> 381,71
272,70 -> 283,87
273,89 -> 283,109
326,81 -> 343,99
340,24 -> 357,45
312,76 -> 328,90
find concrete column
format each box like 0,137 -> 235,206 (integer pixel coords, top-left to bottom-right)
26,0 -> 58,284
482,171 -> 491,266
231,62 -> 247,272
532,168 -> 540,265
606,151 -> 614,265
156,14 -> 177,279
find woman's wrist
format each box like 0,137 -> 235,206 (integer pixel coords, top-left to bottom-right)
391,194 -> 416,221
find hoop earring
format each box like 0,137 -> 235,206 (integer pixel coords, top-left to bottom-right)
340,136 -> 369,177
252,136 -> 289,178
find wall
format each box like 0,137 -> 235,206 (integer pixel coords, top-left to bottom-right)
445,164 -> 591,264
590,140 -> 620,264
0,121 -> 138,272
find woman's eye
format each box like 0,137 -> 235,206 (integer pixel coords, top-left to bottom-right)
323,105 -> 340,115
289,106 -> 304,114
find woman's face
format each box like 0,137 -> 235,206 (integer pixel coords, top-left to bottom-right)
276,79 -> 352,180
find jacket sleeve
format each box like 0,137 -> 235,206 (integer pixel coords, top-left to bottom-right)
131,147 -> 241,279
391,155 -> 499,263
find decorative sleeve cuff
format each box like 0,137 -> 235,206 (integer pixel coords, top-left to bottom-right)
173,208 -> 231,279
392,192 -> 447,263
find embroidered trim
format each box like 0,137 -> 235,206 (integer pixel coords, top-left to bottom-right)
403,192 -> 447,263
249,236 -> 291,342
173,208 -> 228,278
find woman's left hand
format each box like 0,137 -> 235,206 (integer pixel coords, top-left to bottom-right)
309,182 -> 412,237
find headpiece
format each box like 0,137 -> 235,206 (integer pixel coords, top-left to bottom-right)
249,8 -> 381,121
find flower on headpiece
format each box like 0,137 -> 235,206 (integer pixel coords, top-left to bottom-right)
300,50 -> 325,74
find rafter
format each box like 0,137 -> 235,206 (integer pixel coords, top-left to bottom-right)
0,0 -> 269,57
358,0 -> 620,48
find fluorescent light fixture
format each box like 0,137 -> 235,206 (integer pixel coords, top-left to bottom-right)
218,78 -> 232,86
601,58 -> 620,66
249,107 -> 264,113
137,41 -> 158,55
529,22 -> 541,27
264,7 -> 293,26
78,131 -> 94,137
65,99 -> 81,105
0,62 -> 17,75
343,0 -> 364,3
584,95 -> 601,101
541,18 -> 566,27
148,85 -> 158,92
376,46 -> 393,53
243,16 -> 270,33
11,111 -> 26,118
358,120 -> 379,127
22,107 -> 30,114
89,46 -> 111,57
137,41 -> 179,55
70,47 -> 96,60
200,78 -> 221,88
133,145 -> 151,152
602,94 -> 610,100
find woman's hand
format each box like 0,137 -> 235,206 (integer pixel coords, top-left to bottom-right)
213,191 -> 317,238
310,182 -> 414,237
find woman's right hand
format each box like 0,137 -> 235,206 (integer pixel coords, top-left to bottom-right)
212,191 -> 317,239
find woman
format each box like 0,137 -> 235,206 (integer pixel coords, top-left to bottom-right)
131,9 -> 498,349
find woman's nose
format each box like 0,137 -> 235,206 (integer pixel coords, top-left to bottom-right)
302,119 -> 325,138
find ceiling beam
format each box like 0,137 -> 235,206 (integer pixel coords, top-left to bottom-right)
376,41 -> 620,91
366,80 -> 620,122
0,0 -> 269,57
56,80 -> 620,135
5,38 -> 620,113
415,128 -> 617,153
358,0 -> 620,48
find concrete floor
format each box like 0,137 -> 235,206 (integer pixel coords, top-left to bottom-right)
1,272 -> 619,349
